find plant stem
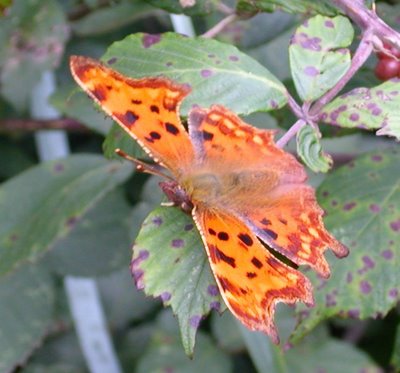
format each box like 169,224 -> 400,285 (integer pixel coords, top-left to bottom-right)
310,30 -> 374,116
287,94 -> 303,118
202,14 -> 237,38
276,119 -> 306,148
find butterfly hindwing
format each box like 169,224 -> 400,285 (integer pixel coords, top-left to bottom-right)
70,56 -> 194,175
193,205 -> 314,343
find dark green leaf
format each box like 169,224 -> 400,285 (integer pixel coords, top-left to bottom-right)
238,323 -> 287,373
0,265 -> 55,373
297,125 -> 333,173
289,15 -> 353,102
71,0 -> 153,36
321,80 -> 400,140
136,310 -> 232,372
45,188 -> 132,276
132,206 -> 225,356
97,268 -> 159,328
145,0 -> 217,16
286,329 -> 381,372
0,155 -> 132,277
211,312 -> 245,353
0,0 -> 69,111
391,322 -> 400,370
236,0 -> 339,17
101,32 -> 287,116
293,148 -> 400,341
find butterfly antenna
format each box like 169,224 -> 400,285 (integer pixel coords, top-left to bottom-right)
115,148 -> 174,181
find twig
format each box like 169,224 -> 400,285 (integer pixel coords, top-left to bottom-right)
287,94 -> 303,118
276,119 -> 306,148
202,14 -> 237,38
0,118 -> 88,133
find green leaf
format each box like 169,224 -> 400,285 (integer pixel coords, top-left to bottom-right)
238,323 -> 287,373
50,85 -> 113,135
320,79 -> 400,140
236,0 -> 339,17
293,148 -> 400,341
103,123 -> 146,160
211,312 -> 245,353
289,15 -> 353,102
296,125 -> 332,173
45,188 -> 132,276
101,32 -> 287,116
71,0 -> 153,36
391,322 -> 400,370
97,268 -> 159,328
132,206 -> 225,356
0,0 -> 69,111
144,0 -> 217,16
286,330 -> 381,372
0,154 -> 133,277
136,310 -> 232,372
0,265 -> 55,373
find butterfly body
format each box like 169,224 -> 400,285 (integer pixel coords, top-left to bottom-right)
70,55 -> 348,343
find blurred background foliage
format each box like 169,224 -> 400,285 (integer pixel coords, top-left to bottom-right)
0,0 -> 399,372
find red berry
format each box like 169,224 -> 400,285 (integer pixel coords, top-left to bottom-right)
377,42 -> 400,59
374,58 -> 400,80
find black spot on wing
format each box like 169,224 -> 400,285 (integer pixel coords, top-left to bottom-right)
165,122 -> 180,135
150,105 -> 159,113
238,233 -> 253,246
251,257 -> 263,269
125,110 -> 139,125
217,232 -> 229,241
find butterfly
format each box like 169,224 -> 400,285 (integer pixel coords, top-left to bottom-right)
70,55 -> 348,343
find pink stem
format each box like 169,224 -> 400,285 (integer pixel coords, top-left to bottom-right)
202,14 -> 237,39
276,119 -> 306,148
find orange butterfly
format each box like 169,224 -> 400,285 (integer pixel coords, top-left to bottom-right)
70,55 -> 348,343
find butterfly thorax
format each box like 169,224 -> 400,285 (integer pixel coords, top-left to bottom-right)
180,167 -> 279,210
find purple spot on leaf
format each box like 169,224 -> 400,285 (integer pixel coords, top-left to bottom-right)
270,100 -> 278,109
372,108 -> 382,116
142,34 -> 161,48
389,289 -> 398,298
390,219 -> 400,232
210,301 -> 221,311
369,204 -> 380,213
132,269 -> 144,289
304,66 -> 319,77
325,20 -> 334,28
189,315 -> 202,328
152,216 -> 163,226
184,224 -> 194,231
343,202 -> 356,211
382,249 -> 393,260
172,239 -> 184,248
326,293 -> 337,307
107,57 -> 117,65
346,272 -> 353,283
131,250 -> 150,268
349,113 -> 359,121
160,292 -> 171,302
66,216 -> 77,227
229,55 -> 239,61
166,61 -> 173,67
331,200 -> 338,207
360,280 -> 372,294
208,284 -> 219,296
201,69 -> 213,78
322,191 -> 329,197
362,256 -> 375,270
54,163 -> 64,172
208,53 -> 215,58
371,154 -> 382,162
348,309 -> 360,318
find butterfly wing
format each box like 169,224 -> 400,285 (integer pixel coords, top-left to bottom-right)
193,205 -> 314,343
70,56 -> 194,175
188,105 -> 348,278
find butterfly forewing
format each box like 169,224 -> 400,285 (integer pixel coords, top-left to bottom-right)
193,205 -> 314,343
70,56 -> 194,175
